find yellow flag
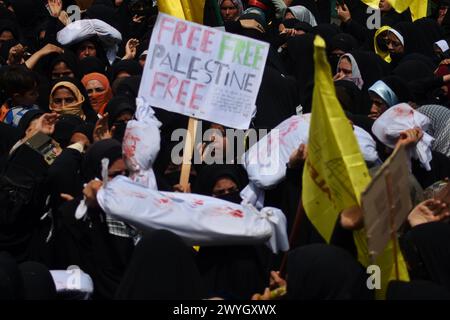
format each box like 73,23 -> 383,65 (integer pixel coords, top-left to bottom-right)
303,35 -> 409,298
302,36 -> 371,242
361,0 -> 428,21
158,0 -> 206,23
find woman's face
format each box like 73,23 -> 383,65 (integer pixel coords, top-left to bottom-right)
212,177 -> 239,197
220,0 -> 239,22
77,40 -> 97,60
368,93 -> 388,120
386,32 -> 404,54
334,57 -> 352,80
379,0 -> 392,12
85,79 -> 105,97
108,158 -> 128,180
51,61 -> 75,79
51,87 -> 76,113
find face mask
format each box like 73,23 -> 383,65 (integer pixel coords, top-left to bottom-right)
216,191 -> 242,204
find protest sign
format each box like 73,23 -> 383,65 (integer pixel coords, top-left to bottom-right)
362,145 -> 413,261
138,12 -> 269,130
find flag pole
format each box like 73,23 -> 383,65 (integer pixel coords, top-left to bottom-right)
385,170 -> 399,280
279,194 -> 306,278
179,117 -> 198,191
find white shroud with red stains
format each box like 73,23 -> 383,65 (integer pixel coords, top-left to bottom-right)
97,175 -> 289,253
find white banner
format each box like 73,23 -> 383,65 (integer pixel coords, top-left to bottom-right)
138,13 -> 269,129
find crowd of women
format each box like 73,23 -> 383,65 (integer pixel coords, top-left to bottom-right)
0,0 -> 450,300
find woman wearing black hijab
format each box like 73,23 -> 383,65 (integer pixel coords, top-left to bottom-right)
51,139 -> 135,300
192,164 -> 270,299
286,244 -> 373,300
116,230 -> 206,300
283,33 -> 314,113
48,50 -> 81,80
401,222 -> 450,292
193,164 -> 248,202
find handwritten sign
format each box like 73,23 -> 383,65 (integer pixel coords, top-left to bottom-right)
361,145 -> 413,260
138,12 -> 269,129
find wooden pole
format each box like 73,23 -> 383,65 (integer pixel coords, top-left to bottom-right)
179,117 -> 198,191
385,170 -> 399,280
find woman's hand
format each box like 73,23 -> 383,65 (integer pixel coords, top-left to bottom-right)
83,180 -> 104,208
123,38 -> 140,60
408,199 -> 450,227
395,127 -> 423,149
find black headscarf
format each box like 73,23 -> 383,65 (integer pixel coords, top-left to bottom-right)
78,56 -> 108,77
104,96 -> 136,143
286,244 -> 373,300
330,33 -> 358,53
349,50 -> 390,92
401,222 -> 450,291
115,75 -> 141,102
52,114 -> 85,148
193,164 -> 248,197
111,59 -> 142,83
82,139 -> 122,182
0,122 -> 20,157
310,23 -> 340,49
48,50 -> 81,80
253,65 -> 299,129
387,280 -> 450,300
18,261 -> 56,300
17,109 -> 45,138
335,80 -> 365,115
115,230 -> 206,300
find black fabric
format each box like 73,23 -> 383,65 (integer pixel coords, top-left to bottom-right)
0,143 -> 49,262
253,65 -> 299,128
52,115 -> 85,148
411,151 -> 450,189
115,230 -> 206,300
48,50 -> 81,80
0,251 -> 24,299
387,280 -> 450,300
111,59 -> 142,82
82,139 -> 122,182
0,122 -> 20,158
378,75 -> 413,103
286,244 -> 373,300
104,96 -> 135,128
18,261 -> 56,300
284,34 -> 314,113
17,109 -> 45,138
72,123 -> 95,143
114,75 -> 141,103
78,56 -> 108,77
401,222 -> 450,291
193,164 -> 248,196
335,79 -> 365,115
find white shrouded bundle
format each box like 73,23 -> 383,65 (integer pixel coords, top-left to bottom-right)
97,176 -> 289,253
240,114 -> 380,208
57,19 -> 122,65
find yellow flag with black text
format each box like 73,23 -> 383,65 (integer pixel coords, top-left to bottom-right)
303,35 -> 409,298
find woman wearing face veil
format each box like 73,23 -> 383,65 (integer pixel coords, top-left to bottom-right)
193,164 -> 271,299
51,139 -> 135,300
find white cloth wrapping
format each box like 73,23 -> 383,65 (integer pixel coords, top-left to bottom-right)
240,114 -> 380,207
372,103 -> 434,171
57,19 -> 122,65
50,269 -> 94,300
123,99 -> 162,189
97,176 -> 289,253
